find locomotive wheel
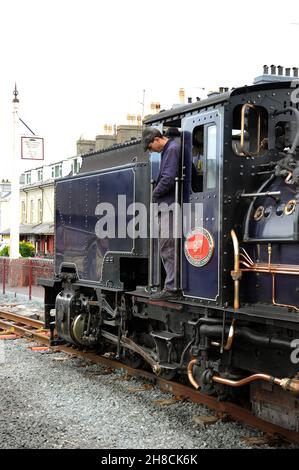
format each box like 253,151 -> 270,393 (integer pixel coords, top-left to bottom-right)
71,314 -> 97,347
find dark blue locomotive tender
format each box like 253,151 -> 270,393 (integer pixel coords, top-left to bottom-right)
41,78 -> 299,433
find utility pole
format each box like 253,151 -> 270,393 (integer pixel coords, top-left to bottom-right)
138,89 -> 146,123
142,89 -> 145,122
10,84 -> 20,259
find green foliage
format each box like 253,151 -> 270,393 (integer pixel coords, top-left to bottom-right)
19,241 -> 35,258
0,245 -> 9,256
0,241 -> 35,258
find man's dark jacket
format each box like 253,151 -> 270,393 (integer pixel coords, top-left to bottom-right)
152,138 -> 181,206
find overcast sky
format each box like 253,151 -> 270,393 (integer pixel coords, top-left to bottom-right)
0,0 -> 299,178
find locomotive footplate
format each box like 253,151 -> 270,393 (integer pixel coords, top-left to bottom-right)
126,290 -> 183,311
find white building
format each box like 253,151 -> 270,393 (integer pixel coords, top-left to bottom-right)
0,155 -> 82,256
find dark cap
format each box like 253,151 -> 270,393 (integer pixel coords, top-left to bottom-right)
141,127 -> 163,151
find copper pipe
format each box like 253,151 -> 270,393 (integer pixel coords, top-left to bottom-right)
213,373 -> 281,388
243,262 -> 299,271
240,248 -> 254,265
240,254 -> 253,266
240,260 -> 252,268
272,274 -> 299,312
223,318 -> 236,351
187,359 -> 200,390
188,357 -> 299,397
231,230 -> 241,310
212,373 -> 299,397
241,261 -> 299,274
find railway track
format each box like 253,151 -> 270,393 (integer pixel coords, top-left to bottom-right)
0,307 -> 298,446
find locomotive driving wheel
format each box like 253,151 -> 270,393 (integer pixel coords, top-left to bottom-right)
71,314 -> 97,347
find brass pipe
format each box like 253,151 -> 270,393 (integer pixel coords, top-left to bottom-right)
223,318 -> 236,351
257,112 -> 261,154
240,103 -> 255,154
231,230 -> 239,274
268,243 -> 272,267
272,274 -> 299,312
231,230 -> 241,310
240,103 -> 261,156
187,358 -> 200,390
280,378 -> 299,396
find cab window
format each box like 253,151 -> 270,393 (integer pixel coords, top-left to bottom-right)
232,104 -> 268,156
191,124 -> 217,193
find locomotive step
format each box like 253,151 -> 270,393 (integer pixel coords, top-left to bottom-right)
150,330 -> 183,341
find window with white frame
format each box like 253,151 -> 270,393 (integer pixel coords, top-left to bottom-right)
21,201 -> 26,224
30,200 -> 34,223
37,169 -> 43,182
38,198 -> 42,223
52,164 -> 62,179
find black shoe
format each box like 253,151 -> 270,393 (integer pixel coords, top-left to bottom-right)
149,289 -> 178,301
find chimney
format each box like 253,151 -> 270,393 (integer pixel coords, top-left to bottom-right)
263,65 -> 269,75
293,67 -> 298,78
196,96 -> 201,102
179,88 -> 185,104
187,97 -> 192,104
285,67 -> 291,76
277,65 -> 283,75
270,64 -> 276,75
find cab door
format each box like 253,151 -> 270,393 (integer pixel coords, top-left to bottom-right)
181,109 -> 223,302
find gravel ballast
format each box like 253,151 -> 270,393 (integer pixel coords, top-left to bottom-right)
0,291 -> 297,449
0,337 -> 297,450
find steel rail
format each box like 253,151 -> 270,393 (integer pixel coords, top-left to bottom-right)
0,309 -> 298,445
0,309 -> 44,329
0,309 -> 49,343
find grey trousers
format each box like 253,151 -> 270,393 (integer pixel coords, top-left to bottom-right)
159,211 -> 175,290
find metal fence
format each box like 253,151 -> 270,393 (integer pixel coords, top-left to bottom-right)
0,257 -> 54,300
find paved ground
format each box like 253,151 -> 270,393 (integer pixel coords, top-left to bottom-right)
2,285 -> 44,300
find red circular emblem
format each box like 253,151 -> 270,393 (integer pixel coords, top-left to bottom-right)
184,228 -> 214,267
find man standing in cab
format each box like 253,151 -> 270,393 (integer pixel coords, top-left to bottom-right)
142,127 -> 181,300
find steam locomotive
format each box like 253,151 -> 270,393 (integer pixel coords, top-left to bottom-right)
41,72 -> 299,432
